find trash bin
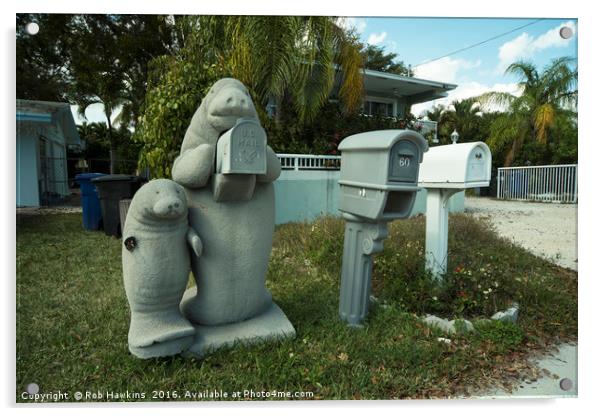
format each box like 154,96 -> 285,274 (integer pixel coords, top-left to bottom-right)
92,175 -> 145,237
75,173 -> 106,231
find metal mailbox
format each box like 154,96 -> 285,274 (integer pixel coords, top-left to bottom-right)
417,141 -> 492,280
338,130 -> 429,221
418,142 -> 491,189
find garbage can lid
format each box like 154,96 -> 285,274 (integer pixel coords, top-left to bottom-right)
91,174 -> 145,183
75,172 -> 107,181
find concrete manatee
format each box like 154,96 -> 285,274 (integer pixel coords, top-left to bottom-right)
122,179 -> 202,358
172,78 -> 284,327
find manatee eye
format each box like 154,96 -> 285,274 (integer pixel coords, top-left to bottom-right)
156,191 -> 159,195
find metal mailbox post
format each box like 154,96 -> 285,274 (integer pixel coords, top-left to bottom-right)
418,141 -> 492,280
337,130 -> 428,326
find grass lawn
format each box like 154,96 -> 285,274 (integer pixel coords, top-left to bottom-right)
16,212 -> 577,401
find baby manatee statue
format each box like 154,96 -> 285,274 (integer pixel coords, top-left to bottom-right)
122,179 -> 203,359
172,78 -> 294,351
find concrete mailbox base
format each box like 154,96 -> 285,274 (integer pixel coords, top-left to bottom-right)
339,214 -> 389,326
425,188 -> 463,280
183,302 -> 295,358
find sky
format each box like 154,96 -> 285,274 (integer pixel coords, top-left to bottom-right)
69,16 -> 578,126
339,17 -> 577,115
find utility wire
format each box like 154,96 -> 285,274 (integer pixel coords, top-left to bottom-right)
412,18 -> 546,68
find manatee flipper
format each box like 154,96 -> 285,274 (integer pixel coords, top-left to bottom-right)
172,143 -> 215,189
256,146 -> 282,183
187,227 -> 203,257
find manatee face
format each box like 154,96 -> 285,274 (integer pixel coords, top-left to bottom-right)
205,78 -> 258,134
134,179 -> 188,221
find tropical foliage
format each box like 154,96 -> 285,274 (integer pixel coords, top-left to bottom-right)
17,14 -> 175,173
135,15 -> 366,177
425,99 -> 497,145
361,44 -> 414,76
479,57 -> 577,166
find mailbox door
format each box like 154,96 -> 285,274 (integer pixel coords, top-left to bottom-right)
466,146 -> 487,182
388,140 -> 419,183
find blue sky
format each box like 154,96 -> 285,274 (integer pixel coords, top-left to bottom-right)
71,16 -> 578,125
340,17 -> 577,115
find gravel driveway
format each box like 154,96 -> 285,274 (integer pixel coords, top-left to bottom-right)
464,197 -> 578,271
465,197 -> 578,398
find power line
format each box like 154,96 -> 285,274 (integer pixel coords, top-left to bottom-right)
413,18 -> 546,68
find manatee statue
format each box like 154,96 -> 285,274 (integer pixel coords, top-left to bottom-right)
122,179 -> 202,358
172,78 -> 292,340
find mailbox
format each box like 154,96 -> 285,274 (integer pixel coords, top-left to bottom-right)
336,130 -> 428,327
215,117 -> 267,175
418,142 -> 491,189
212,118 -> 268,202
417,141 -> 492,280
338,130 -> 428,221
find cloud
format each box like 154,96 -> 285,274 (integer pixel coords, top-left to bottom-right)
411,81 -> 521,116
413,57 -> 481,84
336,17 -> 367,34
496,20 -> 577,73
367,31 -> 387,45
70,103 -> 122,126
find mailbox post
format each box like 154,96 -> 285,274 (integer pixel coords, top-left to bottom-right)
418,142 -> 492,280
337,130 -> 428,326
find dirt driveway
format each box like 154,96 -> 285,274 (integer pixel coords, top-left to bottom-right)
464,197 -> 578,271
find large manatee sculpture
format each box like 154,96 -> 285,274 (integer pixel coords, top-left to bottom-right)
172,78 -> 295,356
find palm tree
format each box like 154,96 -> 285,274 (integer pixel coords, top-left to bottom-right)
426,98 -> 485,144
176,15 -> 365,123
479,56 -> 577,166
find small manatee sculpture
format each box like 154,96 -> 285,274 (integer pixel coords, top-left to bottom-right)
172,78 -> 294,357
122,179 -> 202,359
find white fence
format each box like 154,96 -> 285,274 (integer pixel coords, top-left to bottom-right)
277,153 -> 341,171
497,164 -> 578,203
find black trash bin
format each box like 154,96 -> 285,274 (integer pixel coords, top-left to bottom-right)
91,175 -> 145,237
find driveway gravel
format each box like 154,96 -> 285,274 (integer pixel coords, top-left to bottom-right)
464,197 -> 578,271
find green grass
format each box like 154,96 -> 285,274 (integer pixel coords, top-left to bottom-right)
16,213 -> 577,401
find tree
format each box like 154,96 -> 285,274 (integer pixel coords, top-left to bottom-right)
16,14 -> 72,101
480,57 -> 577,166
17,14 -> 175,173
136,15 -> 366,177
360,44 -> 414,76
68,15 -> 175,173
425,98 -> 491,145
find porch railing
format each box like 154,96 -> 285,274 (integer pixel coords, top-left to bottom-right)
277,153 -> 341,171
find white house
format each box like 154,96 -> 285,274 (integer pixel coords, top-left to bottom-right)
16,100 -> 83,207
359,69 -> 456,118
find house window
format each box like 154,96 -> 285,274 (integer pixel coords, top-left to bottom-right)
362,98 -> 396,117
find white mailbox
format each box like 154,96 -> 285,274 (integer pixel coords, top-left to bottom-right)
417,142 -> 492,280
418,142 -> 491,188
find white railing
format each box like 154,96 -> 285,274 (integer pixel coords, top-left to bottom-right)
277,153 -> 341,171
497,164 -> 578,203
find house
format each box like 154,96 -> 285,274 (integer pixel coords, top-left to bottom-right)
266,68 -> 455,141
359,69 -> 456,119
16,100 -> 83,207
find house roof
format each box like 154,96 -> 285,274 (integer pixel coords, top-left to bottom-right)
363,69 -> 457,104
16,99 -> 81,146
